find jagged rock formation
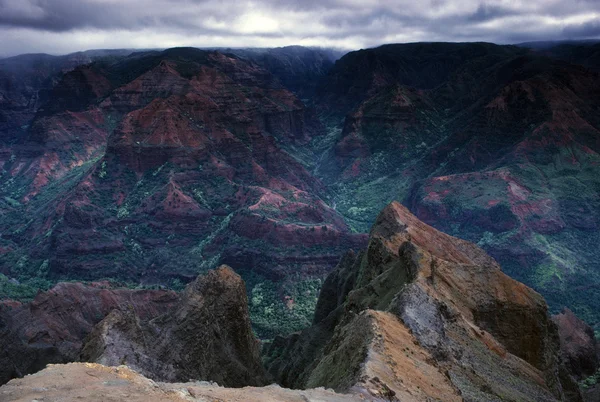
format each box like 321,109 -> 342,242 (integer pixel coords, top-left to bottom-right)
0,203 -> 590,401
0,363 -> 362,402
0,281 -> 178,386
81,265 -> 267,387
265,201 -> 581,401
0,266 -> 266,389
553,308 -> 600,401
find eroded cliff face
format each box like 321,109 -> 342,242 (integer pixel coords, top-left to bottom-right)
265,201 -> 580,401
313,44 -> 600,332
553,308 -> 600,402
81,265 -> 267,387
0,48 -> 366,338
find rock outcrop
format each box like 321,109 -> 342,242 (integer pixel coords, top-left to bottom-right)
81,265 -> 267,387
0,203 -> 590,401
0,266 -> 267,388
0,363 -> 362,402
265,201 -> 581,401
312,43 -> 600,332
0,281 -> 178,386
553,308 -> 600,381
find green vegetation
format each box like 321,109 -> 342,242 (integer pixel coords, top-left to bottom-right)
2,42 -> 600,351
98,161 -> 108,179
329,175 -> 412,232
246,273 -> 322,339
581,369 -> 600,389
0,274 -> 53,302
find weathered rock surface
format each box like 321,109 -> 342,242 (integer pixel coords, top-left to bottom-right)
81,265 -> 268,387
0,48 -> 366,340
0,363 -> 362,402
553,308 -> 600,381
265,201 -> 581,401
0,281 -> 178,386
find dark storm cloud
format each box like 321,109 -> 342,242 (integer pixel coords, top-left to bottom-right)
0,0 -> 598,56
0,0 -> 236,32
563,18 -> 600,39
0,0 -> 127,31
466,4 -> 519,22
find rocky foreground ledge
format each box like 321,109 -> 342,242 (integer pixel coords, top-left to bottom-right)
0,363 -> 361,402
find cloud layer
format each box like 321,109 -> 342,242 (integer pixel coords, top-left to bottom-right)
0,0 -> 599,56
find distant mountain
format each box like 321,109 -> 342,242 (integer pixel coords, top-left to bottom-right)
0,49 -> 139,144
518,39 -> 600,50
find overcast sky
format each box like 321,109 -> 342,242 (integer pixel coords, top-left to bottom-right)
0,0 -> 599,57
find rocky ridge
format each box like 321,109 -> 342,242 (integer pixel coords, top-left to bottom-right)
0,266 -> 266,388
0,47 -> 365,338
2,42 -> 600,339
313,43 -> 600,332
0,281 -> 178,386
265,201 -> 581,401
81,265 -> 267,386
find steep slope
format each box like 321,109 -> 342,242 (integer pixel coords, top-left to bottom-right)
0,201 -> 588,401
226,46 -> 344,100
408,59 -> 600,325
2,42 -> 600,342
81,266 -> 267,386
0,50 -> 134,143
521,41 -> 600,73
265,202 -> 580,401
316,42 -> 526,119
553,308 -> 600,382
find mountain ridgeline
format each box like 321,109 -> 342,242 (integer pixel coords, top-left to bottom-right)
0,41 -> 599,346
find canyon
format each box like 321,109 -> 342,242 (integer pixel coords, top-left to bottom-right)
0,41 -> 599,399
